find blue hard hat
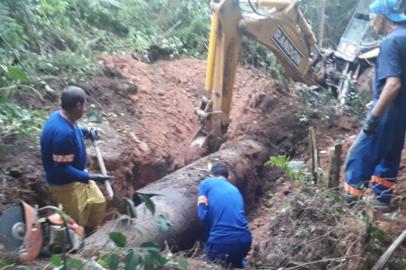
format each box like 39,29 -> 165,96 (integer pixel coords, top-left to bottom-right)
370,0 -> 406,22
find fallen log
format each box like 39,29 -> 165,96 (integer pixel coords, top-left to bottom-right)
84,140 -> 269,250
371,229 -> 406,270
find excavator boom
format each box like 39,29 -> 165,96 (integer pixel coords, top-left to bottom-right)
193,0 -> 380,151
193,0 -> 325,150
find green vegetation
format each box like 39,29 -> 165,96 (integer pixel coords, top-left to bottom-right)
46,194 -> 182,270
0,0 -> 360,143
0,100 -> 46,142
301,0 -> 357,47
265,155 -> 308,181
0,257 -> 15,269
295,84 -> 370,128
49,233 -> 178,270
0,0 -> 210,144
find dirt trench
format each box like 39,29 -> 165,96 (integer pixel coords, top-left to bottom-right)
0,55 -> 293,210
77,56 -> 299,199
1,55 -> 309,244
0,56 -> 298,221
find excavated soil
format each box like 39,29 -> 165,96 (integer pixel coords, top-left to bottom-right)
0,56 -> 273,210
1,55 -> 406,269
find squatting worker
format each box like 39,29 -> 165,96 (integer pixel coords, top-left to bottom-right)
344,0 -> 406,211
197,162 -> 252,268
40,86 -> 112,231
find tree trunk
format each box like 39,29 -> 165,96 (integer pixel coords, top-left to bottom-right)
84,140 -> 268,251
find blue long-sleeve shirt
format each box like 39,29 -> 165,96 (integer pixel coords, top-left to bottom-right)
197,177 -> 252,244
40,111 -> 90,185
373,26 -> 406,103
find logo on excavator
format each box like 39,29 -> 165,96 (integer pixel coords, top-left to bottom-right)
272,26 -> 304,68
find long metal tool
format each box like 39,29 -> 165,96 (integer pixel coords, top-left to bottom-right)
91,138 -> 114,199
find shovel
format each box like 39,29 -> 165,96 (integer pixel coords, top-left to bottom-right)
90,137 -> 114,200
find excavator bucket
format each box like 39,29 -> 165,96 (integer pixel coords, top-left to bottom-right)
190,97 -> 228,152
190,133 -> 209,149
191,96 -> 229,152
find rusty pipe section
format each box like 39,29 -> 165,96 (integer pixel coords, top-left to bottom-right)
84,140 -> 269,250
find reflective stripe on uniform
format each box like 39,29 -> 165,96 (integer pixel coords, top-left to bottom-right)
344,182 -> 365,197
197,195 -> 208,206
371,175 -> 396,189
53,154 -> 74,163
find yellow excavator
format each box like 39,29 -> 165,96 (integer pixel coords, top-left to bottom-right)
192,0 -> 380,151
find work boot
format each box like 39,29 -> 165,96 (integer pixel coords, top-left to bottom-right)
84,226 -> 97,237
345,193 -> 360,206
372,198 -> 391,213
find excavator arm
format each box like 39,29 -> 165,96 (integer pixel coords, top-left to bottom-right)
193,0 -> 406,151
193,0 -> 327,151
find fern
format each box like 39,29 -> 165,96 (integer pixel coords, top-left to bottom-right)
265,155 -> 308,181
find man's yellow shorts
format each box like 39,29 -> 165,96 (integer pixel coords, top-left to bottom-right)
49,180 -> 106,227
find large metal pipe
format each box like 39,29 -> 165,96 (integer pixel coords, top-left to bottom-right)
84,140 -> 269,250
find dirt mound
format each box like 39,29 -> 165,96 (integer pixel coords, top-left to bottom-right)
79,56 -> 278,197
0,141 -> 48,211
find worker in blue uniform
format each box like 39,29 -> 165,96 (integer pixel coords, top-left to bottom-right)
41,86 -> 112,231
197,162 -> 252,268
344,0 -> 406,211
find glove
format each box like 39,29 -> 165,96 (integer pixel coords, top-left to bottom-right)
89,174 -> 112,183
362,115 -> 379,136
83,127 -> 100,141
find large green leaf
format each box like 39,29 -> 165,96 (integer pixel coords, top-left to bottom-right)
142,249 -> 168,270
124,250 -> 140,270
109,231 -> 127,248
147,249 -> 169,266
7,67 -> 28,81
140,241 -> 160,251
97,254 -> 120,270
125,198 -> 137,218
157,214 -> 172,232
66,258 -> 83,269
137,193 -> 155,215
107,254 -> 120,270
177,255 -> 187,270
50,255 -> 63,267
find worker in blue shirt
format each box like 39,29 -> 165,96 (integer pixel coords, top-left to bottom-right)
41,86 -> 112,231
344,0 -> 406,212
197,162 -> 252,268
